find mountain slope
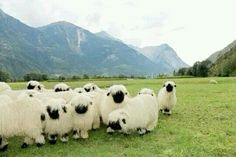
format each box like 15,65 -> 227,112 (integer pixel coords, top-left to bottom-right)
209,43 -> 236,76
0,9 -> 165,77
139,44 -> 189,72
207,40 -> 236,63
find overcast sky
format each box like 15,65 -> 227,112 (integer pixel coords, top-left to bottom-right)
0,0 -> 236,65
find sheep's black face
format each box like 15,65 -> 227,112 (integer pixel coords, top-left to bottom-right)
55,88 -> 62,92
84,88 -> 90,92
166,84 -> 173,92
75,105 -> 88,114
27,83 -> 35,90
47,107 -> 59,119
108,120 -> 122,130
112,91 -> 124,103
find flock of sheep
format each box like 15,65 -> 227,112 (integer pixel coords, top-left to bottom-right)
0,80 -> 177,152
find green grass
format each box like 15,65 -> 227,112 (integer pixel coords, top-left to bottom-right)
1,77 -> 236,157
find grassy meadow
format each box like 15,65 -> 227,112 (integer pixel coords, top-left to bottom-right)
1,77 -> 236,157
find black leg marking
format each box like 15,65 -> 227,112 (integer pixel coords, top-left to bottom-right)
0,144 -> 8,152
21,143 -> 28,149
36,143 -> 44,147
73,130 -> 77,135
49,140 -> 57,145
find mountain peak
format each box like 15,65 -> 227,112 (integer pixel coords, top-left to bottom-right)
46,21 -> 79,29
95,31 -> 122,42
0,9 -> 7,19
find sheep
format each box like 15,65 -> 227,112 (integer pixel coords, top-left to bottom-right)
157,81 -> 177,115
82,83 -> 107,129
54,83 -> 71,92
107,94 -> 158,135
0,82 -> 11,92
138,88 -> 155,96
74,87 -> 86,94
0,95 -> 45,151
1,90 -> 26,100
26,80 -> 44,91
100,84 -> 129,125
70,94 -> 95,139
209,79 -> 218,84
43,98 -> 73,144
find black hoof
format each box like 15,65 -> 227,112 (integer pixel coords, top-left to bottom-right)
108,132 -> 113,135
49,140 -> 57,145
72,130 -> 77,135
123,133 -> 129,136
36,143 -> 44,147
0,144 -> 8,152
21,143 -> 28,149
92,128 -> 97,131
146,130 -> 151,134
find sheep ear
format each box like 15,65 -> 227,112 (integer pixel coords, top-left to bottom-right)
38,85 -> 41,90
163,84 -> 165,87
122,119 -> 126,124
125,92 -> 128,95
107,92 -> 110,96
46,106 -> 51,113
151,94 -> 153,96
62,106 -> 67,113
90,101 -> 93,105
138,92 -> 141,95
92,86 -> 95,90
174,85 -> 177,87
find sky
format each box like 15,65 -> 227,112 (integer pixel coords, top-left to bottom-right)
0,0 -> 236,66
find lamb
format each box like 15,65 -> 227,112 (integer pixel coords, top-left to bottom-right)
0,95 -> 45,151
0,82 -> 11,92
43,98 -> 73,144
26,80 -> 44,91
70,94 -> 95,139
54,83 -> 71,92
107,94 -> 158,135
100,84 -> 129,125
157,81 -> 177,115
138,88 -> 155,96
83,83 -> 103,92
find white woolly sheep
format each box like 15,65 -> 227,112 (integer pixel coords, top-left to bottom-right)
54,83 -> 71,92
26,80 -> 44,91
0,96 -> 45,151
74,87 -> 86,93
43,98 -> 73,144
209,79 -> 218,84
0,82 -> 11,92
70,94 -> 95,139
100,84 -> 129,125
107,94 -> 158,135
157,81 -> 177,115
138,88 -> 155,96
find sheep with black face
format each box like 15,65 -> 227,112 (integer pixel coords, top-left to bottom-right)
157,81 -> 177,115
43,98 -> 73,144
74,87 -> 86,94
100,84 -> 129,125
0,95 -> 45,151
138,88 -> 155,96
26,80 -> 44,91
70,94 -> 95,139
54,83 -> 71,92
107,94 -> 158,135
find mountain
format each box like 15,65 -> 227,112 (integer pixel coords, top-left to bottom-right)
207,40 -> 236,63
209,42 -> 236,76
138,44 -> 189,72
95,31 -> 122,42
0,9 -> 166,78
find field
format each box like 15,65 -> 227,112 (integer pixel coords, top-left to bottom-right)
1,77 -> 236,157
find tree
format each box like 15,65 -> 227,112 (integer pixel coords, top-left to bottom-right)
23,73 -> 48,81
0,70 -> 11,81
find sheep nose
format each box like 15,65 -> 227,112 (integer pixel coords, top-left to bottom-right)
112,91 -> 124,103
84,88 -> 90,92
166,84 -> 173,92
75,105 -> 88,114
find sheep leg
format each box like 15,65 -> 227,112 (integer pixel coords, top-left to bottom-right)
106,127 -> 115,134
92,114 -> 100,130
60,133 -> 69,143
137,128 -> 147,136
21,137 -> 34,148
80,130 -> 89,139
48,134 -> 57,145
35,134 -> 45,147
73,130 -> 80,139
164,108 -> 172,115
0,136 -> 8,152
